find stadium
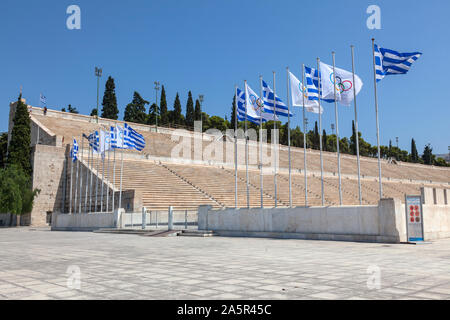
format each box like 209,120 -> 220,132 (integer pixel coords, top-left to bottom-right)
6,99 -> 449,230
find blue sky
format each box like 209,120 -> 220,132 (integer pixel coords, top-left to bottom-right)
1,0 -> 449,154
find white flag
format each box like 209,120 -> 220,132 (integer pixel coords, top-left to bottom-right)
319,61 -> 363,106
289,71 -> 323,114
99,130 -> 112,155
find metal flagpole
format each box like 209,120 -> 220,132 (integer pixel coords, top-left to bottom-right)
78,137 -> 84,214
74,137 -> 80,214
119,148 -> 124,210
332,52 -> 343,206
234,85 -> 238,209
106,133 -> 111,212
317,58 -> 325,206
84,136 -> 90,213
100,131 -> 105,212
112,145 -> 116,213
244,80 -> 250,209
351,45 -> 363,205
95,138 -> 100,213
89,143 -> 94,213
286,68 -> 292,207
372,38 -> 383,199
69,138 -> 74,214
259,76 -> 264,209
273,71 -> 278,208
302,64 -> 308,207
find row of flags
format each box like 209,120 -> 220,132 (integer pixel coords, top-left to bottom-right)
71,123 -> 146,162
237,42 -> 422,122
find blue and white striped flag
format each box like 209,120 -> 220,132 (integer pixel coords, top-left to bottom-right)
374,44 -> 422,82
110,125 -> 126,149
70,138 -> 79,162
124,123 -> 146,151
237,88 -> 263,124
40,93 -> 47,106
88,131 -> 100,154
262,80 -> 293,118
304,66 -> 335,104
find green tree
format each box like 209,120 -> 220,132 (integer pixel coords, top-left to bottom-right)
147,103 -> 159,125
410,138 -> 419,163
0,165 -> 40,225
422,144 -> 434,165
230,95 -> 237,129
123,91 -> 149,124
61,108 -> 66,112
194,99 -> 202,121
172,93 -> 183,125
159,85 -> 168,125
0,133 -> 7,168
67,104 -> 78,114
322,129 -> 328,152
185,91 -> 195,128
7,95 -> 32,176
90,108 -> 98,117
312,121 -> 320,150
101,76 -> 119,120
350,120 -> 357,155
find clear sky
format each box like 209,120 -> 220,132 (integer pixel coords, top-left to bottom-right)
1,0 -> 449,154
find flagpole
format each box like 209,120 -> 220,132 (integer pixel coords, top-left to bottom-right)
259,76 -> 264,209
69,137 -> 74,214
119,148 -> 124,210
273,71 -> 278,208
100,132 -> 105,212
317,58 -> 325,206
95,135 -> 100,212
244,80 -> 250,209
84,136 -> 90,213
79,136 -> 84,214
332,52 -> 343,206
234,85 -> 238,209
106,132 -> 111,212
89,143 -> 94,213
112,144 -> 116,213
372,38 -> 383,199
302,64 -> 308,207
74,137 -> 80,214
351,45 -> 363,205
286,67 -> 292,208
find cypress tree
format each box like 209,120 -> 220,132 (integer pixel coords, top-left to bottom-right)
422,144 -> 434,165
147,103 -> 159,125
230,95 -> 236,129
7,95 -> 32,176
322,129 -> 327,152
0,133 -> 8,168
101,76 -> 119,120
173,93 -> 183,125
123,91 -> 149,124
185,91 -> 195,127
194,99 -> 202,121
159,85 -> 168,125
350,120 -> 357,155
313,121 -> 319,150
411,138 -> 419,163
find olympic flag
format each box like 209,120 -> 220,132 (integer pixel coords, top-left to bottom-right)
289,71 -> 323,114
319,61 -> 363,106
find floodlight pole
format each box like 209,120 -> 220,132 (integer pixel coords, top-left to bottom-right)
154,81 -> 160,131
95,67 -> 103,123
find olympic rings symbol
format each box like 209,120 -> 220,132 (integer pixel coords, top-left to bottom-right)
298,83 -> 308,98
250,95 -> 264,112
330,73 -> 353,93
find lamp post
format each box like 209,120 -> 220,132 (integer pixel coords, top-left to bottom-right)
396,137 -> 399,148
95,67 -> 102,123
154,81 -> 160,131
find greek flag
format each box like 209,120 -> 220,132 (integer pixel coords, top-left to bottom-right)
237,88 -> 263,124
304,66 -> 335,104
110,125 -> 126,149
70,138 -> 79,162
40,93 -> 47,106
124,123 -> 146,151
374,43 -> 422,82
88,131 -> 100,154
262,80 -> 293,118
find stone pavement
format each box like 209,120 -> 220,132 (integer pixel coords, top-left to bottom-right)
0,227 -> 450,300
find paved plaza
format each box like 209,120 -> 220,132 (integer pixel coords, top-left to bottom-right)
0,227 -> 450,300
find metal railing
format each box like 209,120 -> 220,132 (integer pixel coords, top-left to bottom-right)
121,207 -> 198,230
